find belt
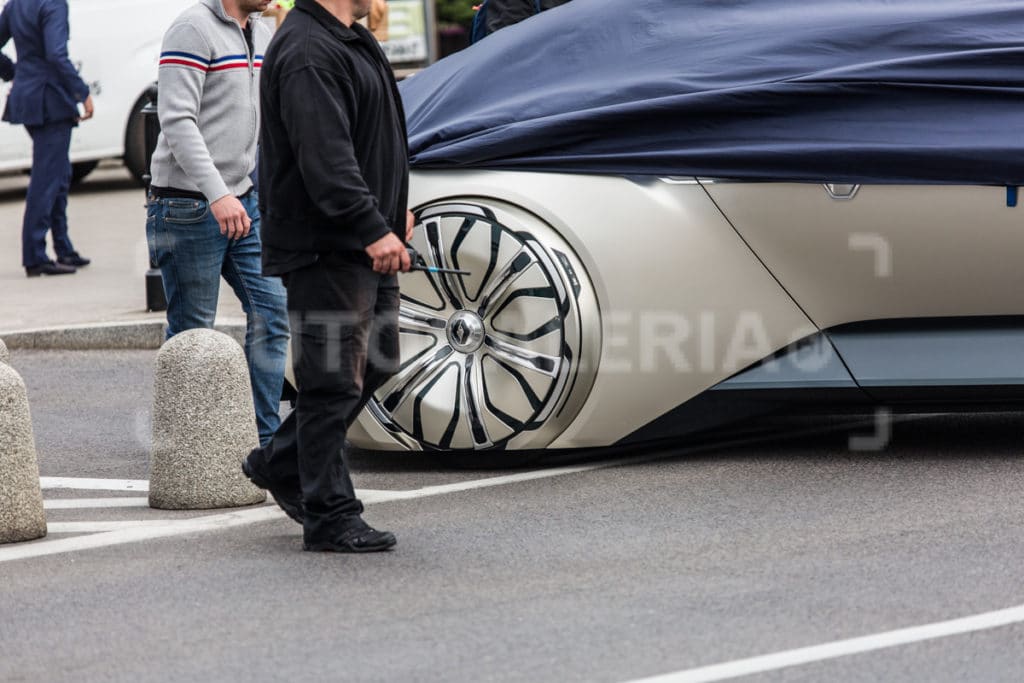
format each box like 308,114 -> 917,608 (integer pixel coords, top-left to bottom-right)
150,185 -> 254,201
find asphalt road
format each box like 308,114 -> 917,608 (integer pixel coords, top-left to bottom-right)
3,349 -> 1024,682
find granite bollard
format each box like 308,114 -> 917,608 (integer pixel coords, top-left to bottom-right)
0,338 -> 9,365
0,362 -> 47,544
149,329 -> 266,509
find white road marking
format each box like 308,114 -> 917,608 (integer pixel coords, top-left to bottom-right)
623,605 -> 1024,683
47,521 -> 176,533
43,497 -> 150,510
40,477 -> 149,492
0,507 -> 286,562
3,457 -> 637,563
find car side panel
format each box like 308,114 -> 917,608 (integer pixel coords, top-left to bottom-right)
702,183 -> 1024,329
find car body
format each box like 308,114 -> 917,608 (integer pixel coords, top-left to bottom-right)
346,0 -> 1024,457
349,174 -> 1024,453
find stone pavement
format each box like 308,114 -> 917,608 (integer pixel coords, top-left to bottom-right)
0,161 -> 245,346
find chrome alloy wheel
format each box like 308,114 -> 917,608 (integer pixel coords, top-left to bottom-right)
366,201 -> 600,451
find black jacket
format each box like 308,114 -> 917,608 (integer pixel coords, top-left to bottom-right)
485,0 -> 572,36
258,0 -> 409,273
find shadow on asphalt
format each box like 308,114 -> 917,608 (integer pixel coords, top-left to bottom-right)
351,411 -> 1024,475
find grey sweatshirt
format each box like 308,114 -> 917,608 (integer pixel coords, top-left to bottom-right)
149,0 -> 271,202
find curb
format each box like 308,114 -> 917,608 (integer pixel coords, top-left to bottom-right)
0,320 -> 247,351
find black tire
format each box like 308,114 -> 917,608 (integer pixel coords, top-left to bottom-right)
123,93 -> 150,186
70,160 -> 99,185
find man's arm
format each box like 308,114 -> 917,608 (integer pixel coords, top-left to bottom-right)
156,21 -> 232,205
39,0 -> 89,101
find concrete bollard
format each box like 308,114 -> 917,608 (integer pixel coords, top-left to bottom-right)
149,329 -> 266,509
0,338 -> 9,365
0,362 -> 47,544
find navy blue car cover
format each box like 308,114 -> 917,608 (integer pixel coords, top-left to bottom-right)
401,0 -> 1024,184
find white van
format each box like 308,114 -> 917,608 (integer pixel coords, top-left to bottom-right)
0,0 -> 437,185
0,0 -> 186,184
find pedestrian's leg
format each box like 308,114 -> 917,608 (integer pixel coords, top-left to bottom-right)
346,278 -> 400,425
21,123 -> 69,268
287,259 -> 378,542
253,406 -> 300,488
147,196 -> 227,338
222,193 -> 289,445
48,125 -> 77,260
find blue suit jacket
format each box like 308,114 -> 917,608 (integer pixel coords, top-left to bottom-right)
0,0 -> 89,126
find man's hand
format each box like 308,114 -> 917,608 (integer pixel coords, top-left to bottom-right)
366,232 -> 411,275
211,194 -> 251,240
78,95 -> 95,122
405,210 -> 415,243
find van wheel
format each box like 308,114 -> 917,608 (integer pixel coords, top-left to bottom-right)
70,161 -> 98,185
123,94 -> 150,185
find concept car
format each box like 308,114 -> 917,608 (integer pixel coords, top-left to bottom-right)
347,0 -> 1024,456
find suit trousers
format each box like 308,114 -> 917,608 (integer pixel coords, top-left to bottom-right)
22,120 -> 76,267
258,254 -> 400,540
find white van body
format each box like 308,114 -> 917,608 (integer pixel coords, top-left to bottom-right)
0,0 -> 184,182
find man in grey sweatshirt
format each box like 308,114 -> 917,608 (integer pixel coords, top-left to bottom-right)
147,0 -> 289,447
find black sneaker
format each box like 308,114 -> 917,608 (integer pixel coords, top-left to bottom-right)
242,451 -> 304,524
303,520 -> 396,553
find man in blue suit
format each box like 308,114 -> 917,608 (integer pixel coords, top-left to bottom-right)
0,0 -> 94,276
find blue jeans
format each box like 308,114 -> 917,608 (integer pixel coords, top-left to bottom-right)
146,191 -> 289,445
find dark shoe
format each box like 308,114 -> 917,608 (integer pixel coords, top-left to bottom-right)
303,519 -> 396,553
57,253 -> 91,267
25,261 -> 76,277
242,451 -> 304,524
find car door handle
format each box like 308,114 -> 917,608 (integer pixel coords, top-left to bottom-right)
823,183 -> 860,200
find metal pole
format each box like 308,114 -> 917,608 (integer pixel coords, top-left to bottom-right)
140,83 -> 168,313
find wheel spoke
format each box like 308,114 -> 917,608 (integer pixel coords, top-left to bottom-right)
379,345 -> 454,413
399,305 -> 448,334
487,316 -> 562,344
462,355 -> 493,448
424,218 -> 464,310
484,335 -> 560,377
478,249 -> 533,318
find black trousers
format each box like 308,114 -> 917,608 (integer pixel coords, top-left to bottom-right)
258,255 -> 400,540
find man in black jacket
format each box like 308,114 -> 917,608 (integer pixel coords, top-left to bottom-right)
245,0 -> 413,553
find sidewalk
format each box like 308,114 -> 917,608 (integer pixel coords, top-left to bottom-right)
0,161 -> 245,347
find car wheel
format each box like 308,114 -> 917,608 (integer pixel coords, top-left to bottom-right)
366,200 -> 600,455
123,93 -> 150,186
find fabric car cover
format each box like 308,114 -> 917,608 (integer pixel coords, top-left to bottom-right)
401,0 -> 1024,184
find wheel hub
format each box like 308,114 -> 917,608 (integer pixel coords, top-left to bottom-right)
446,310 -> 485,353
